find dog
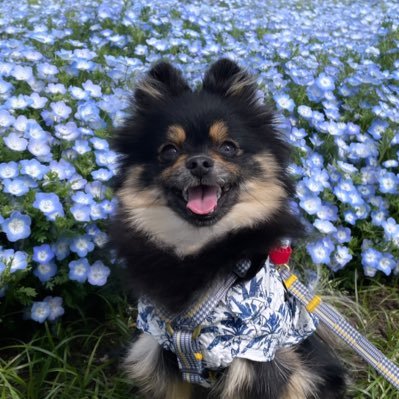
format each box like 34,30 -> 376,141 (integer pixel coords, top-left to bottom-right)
110,59 -> 347,399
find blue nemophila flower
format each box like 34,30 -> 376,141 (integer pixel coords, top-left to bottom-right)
32,244 -> 55,264
44,296 -> 65,321
0,162 -> 18,179
1,249 -> 28,272
347,142 -> 377,160
88,260 -> 110,286
331,245 -> 353,272
82,80 -> 102,97
75,101 -> 104,129
11,65 -> 33,81
85,181 -> 105,200
91,168 -> 113,182
71,191 -> 94,205
36,62 -> 59,80
315,73 -> 335,91
33,261 -> 57,283
1,212 -> 31,242
93,230 -> 108,248
70,86 -> 88,100
90,137 -> 109,150
52,237 -> 70,261
89,203 -> 106,220
299,195 -> 322,215
70,174 -> 87,191
382,159 -> 399,168
24,120 -> 48,140
49,159 -> 76,180
376,254 -> 396,276
101,198 -> 117,215
313,219 -> 337,234
0,110 -> 15,127
274,93 -> 295,112
333,227 -> 351,244
70,235 -> 95,257
54,122 -> 81,141
33,192 -> 65,221
367,119 -> 388,140
70,204 -> 91,222
94,149 -> 118,168
0,78 -> 13,95
382,218 -> 399,241
20,159 -> 49,180
7,94 -> 33,109
361,247 -> 382,270
50,101 -> 72,121
317,204 -> 338,222
3,133 -> 28,152
378,171 -> 398,194
46,83 -> 67,95
31,301 -> 51,323
73,139 -> 91,154
344,210 -> 358,225
3,178 -> 30,197
297,105 -> 312,120
27,139 -> 51,157
307,238 -> 335,265
68,258 -> 90,282
371,210 -> 387,227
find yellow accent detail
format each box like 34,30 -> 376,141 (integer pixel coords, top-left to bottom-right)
284,274 -> 298,288
194,352 -> 203,361
306,295 -> 322,313
166,322 -> 174,335
192,325 -> 202,339
279,263 -> 291,271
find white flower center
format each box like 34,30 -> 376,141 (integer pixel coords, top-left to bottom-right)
9,219 -> 24,234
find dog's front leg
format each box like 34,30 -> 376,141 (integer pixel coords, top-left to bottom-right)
124,333 -> 193,399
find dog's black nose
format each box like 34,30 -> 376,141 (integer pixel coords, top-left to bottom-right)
186,155 -> 214,177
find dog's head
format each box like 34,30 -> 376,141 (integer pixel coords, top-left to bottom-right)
113,59 -> 294,256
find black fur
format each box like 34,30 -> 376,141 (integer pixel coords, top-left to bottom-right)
111,59 -> 347,398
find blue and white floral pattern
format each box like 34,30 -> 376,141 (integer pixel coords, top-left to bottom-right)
137,259 -> 318,369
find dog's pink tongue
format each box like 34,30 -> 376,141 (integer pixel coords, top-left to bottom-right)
187,185 -> 218,215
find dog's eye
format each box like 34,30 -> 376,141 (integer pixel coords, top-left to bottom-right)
219,140 -> 239,157
159,144 -> 179,162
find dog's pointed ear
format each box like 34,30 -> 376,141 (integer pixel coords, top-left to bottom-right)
135,61 -> 190,107
203,59 -> 257,102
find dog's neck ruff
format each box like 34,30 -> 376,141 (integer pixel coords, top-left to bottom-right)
137,258 -> 318,387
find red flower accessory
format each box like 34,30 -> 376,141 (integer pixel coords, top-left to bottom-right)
269,245 -> 292,265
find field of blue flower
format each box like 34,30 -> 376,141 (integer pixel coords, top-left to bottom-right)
0,0 -> 398,397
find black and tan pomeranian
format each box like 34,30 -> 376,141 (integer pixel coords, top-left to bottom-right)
110,59 -> 347,399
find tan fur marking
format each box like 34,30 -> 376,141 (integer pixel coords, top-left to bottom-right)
209,121 -> 229,144
226,71 -> 255,97
166,382 -> 192,399
137,77 -> 163,99
118,152 -> 287,257
277,348 -> 322,399
210,151 -> 241,175
167,124 -> 186,146
123,334 -> 166,395
124,334 -> 192,399
210,358 -> 254,399
161,154 -> 188,180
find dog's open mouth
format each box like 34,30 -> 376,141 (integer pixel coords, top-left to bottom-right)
183,185 -> 222,215
169,183 -> 235,224
185,185 -> 220,215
